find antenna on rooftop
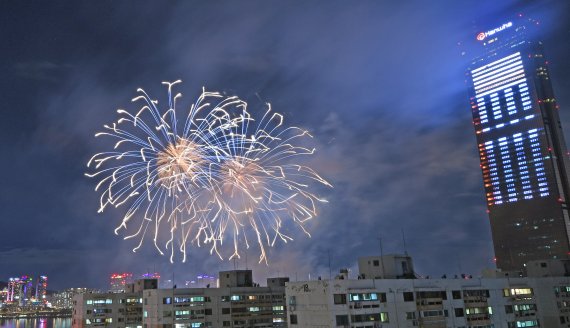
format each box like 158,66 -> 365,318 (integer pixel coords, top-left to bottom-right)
402,228 -> 409,256
377,236 -> 386,279
328,250 -> 332,280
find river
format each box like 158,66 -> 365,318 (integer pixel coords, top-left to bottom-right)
0,318 -> 71,328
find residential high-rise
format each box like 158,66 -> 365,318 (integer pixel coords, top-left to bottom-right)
52,287 -> 99,309
286,255 -> 570,328
73,271 -> 287,328
465,14 -> 570,271
286,268 -> 570,328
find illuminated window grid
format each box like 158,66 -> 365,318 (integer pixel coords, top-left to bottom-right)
471,51 -> 536,137
474,81 -> 532,135
480,129 -> 549,206
472,52 -> 525,97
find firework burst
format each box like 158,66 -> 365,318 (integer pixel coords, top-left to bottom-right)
87,81 -> 331,263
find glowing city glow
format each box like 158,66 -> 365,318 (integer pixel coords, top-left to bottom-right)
87,81 -> 331,263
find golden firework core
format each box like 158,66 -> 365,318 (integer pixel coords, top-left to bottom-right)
157,139 -> 203,189
222,160 -> 263,199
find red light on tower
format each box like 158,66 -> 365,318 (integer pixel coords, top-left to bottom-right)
110,272 -> 133,293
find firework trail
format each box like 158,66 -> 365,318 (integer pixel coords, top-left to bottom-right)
87,81 -> 331,263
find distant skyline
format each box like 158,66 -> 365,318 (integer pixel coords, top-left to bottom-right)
0,0 -> 569,291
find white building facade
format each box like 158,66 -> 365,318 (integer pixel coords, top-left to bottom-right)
72,272 -> 287,328
143,284 -> 286,327
286,276 -> 570,328
72,291 -> 143,328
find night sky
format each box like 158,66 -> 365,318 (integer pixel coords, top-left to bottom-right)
1,1 -> 569,291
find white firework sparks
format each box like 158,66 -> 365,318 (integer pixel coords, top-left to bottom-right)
87,81 -> 331,263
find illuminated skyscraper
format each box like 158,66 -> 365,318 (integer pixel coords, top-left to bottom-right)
35,275 -> 48,303
465,14 -> 570,271
12,275 -> 34,306
110,272 -> 133,293
7,277 -> 21,303
141,272 -> 160,280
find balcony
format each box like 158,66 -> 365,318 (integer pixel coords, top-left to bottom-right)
418,318 -> 447,328
416,299 -> 443,311
466,313 -> 491,322
514,311 -> 537,318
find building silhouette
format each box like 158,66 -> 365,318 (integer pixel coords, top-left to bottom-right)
465,14 -> 570,271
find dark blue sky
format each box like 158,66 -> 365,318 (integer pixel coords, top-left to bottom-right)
1,1 -> 569,291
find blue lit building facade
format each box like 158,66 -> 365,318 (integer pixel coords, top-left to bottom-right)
466,15 -> 570,271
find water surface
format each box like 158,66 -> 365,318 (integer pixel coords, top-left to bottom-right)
0,318 -> 71,328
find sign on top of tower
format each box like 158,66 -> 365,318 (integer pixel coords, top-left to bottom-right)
476,21 -> 513,41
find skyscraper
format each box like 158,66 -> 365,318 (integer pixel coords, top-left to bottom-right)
7,277 -> 21,303
109,272 -> 133,293
35,275 -> 48,304
465,14 -> 570,271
